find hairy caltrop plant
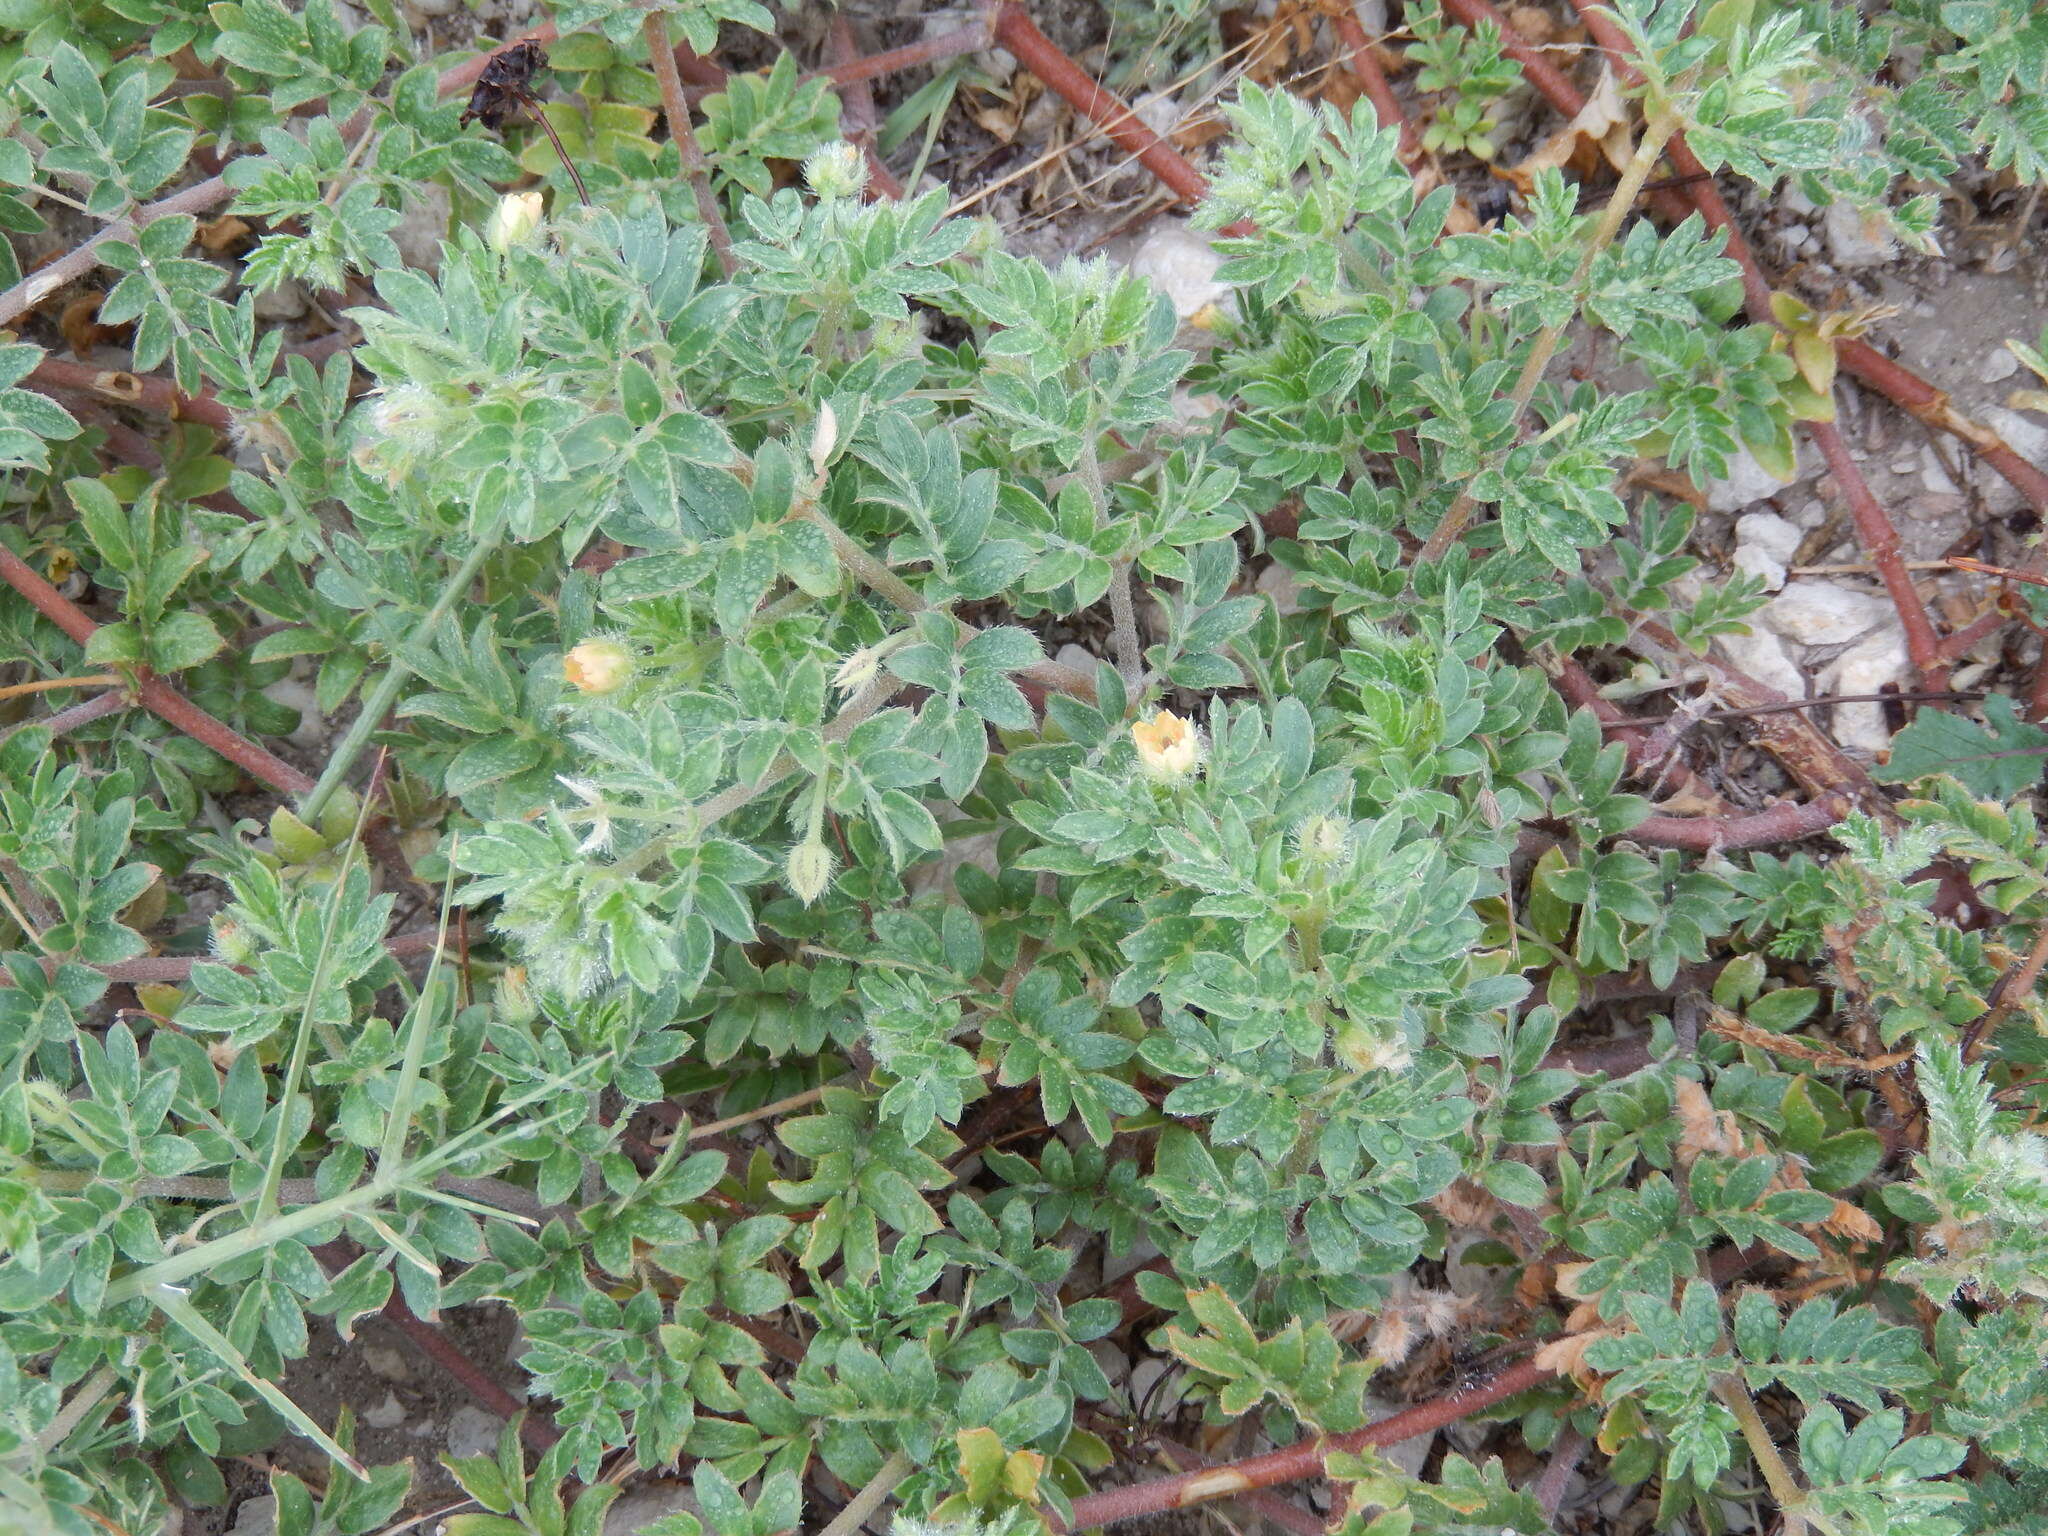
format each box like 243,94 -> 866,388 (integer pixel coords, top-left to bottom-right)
3,0 -> 2048,1532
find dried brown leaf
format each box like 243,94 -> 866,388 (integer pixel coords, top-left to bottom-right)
1502,65 -> 1634,197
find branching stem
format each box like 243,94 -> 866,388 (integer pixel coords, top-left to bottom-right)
1418,106 -> 1681,563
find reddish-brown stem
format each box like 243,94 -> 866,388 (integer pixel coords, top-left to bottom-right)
28,355 -> 234,431
308,1238 -> 561,1455
824,23 -> 990,87
1628,618 -> 1899,827
379,1292 -> 560,1452
1960,915 -> 2048,1060
828,14 -> 906,203
1631,794 -> 1851,852
1836,341 -> 2048,515
1807,419 -> 1944,680
1049,1358 -> 1552,1530
1144,1437 -> 1328,1536
1439,0 -> 1588,125
1541,1033 -> 1653,1077
1549,654 -> 1734,812
989,2 -> 1210,208
1531,1425 -> 1589,1520
645,13 -> 738,277
0,545 -> 313,796
6,688 -> 129,743
1331,9 -> 1422,163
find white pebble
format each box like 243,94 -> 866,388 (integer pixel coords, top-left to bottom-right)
1762,580 -> 1894,648
1824,627 -> 1910,756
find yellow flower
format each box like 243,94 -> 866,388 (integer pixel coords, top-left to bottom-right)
1131,709 -> 1201,780
563,638 -> 634,695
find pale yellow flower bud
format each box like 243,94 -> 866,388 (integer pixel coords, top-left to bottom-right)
563,639 -> 634,695
810,401 -> 838,478
786,840 -> 836,905
803,142 -> 867,201
485,190 -> 545,253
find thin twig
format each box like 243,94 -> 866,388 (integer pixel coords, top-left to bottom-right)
819,1452 -> 911,1536
1606,688 -> 1983,727
645,11 -> 737,276
0,688 -> 127,746
1049,1358 -> 1551,1531
517,93 -> 591,207
683,1082 -> 835,1141
1960,915 -> 2048,1060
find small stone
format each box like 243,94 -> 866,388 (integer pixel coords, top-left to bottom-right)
1889,458 -> 1919,477
1128,221 -> 1227,322
1170,388 -> 1226,427
443,1404 -> 504,1461
1366,1396 -> 1435,1478
1900,492 -> 1968,562
1256,561 -> 1303,616
250,278 -> 307,321
1824,627 -> 1910,756
1983,347 -> 2022,384
226,1496 -> 277,1536
1717,626 -> 1806,702
1762,580 -> 1894,648
1919,443 -> 1960,496
603,1483 -> 701,1536
1790,497 -> 1828,530
392,184 -> 451,275
1704,445 -> 1787,513
1134,91 -> 1184,140
262,674 -> 324,750
1733,510 -> 1801,591
362,1390 -> 407,1430
1054,642 -> 1095,674
1824,201 -> 1896,269
904,830 -> 1002,900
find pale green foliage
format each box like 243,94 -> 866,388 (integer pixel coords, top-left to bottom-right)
2,1 -> 2048,1532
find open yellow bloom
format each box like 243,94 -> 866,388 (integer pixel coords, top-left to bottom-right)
1131,709 -> 1201,780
